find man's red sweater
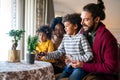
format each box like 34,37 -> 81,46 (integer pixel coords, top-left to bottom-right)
82,23 -> 118,80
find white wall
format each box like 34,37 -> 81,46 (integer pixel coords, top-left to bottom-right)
103,0 -> 120,43
104,0 -> 120,29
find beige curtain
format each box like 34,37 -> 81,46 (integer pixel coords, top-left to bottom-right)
43,0 -> 55,25
36,0 -> 55,28
36,0 -> 43,28
24,0 -> 37,60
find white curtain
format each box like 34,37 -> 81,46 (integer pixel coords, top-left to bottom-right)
24,0 -> 36,36
24,0 -> 37,60
11,0 -> 25,60
0,0 -> 12,61
16,0 -> 25,60
0,0 -> 24,61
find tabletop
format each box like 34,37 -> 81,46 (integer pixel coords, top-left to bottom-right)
0,60 -> 55,80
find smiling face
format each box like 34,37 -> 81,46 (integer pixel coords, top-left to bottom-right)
81,11 -> 100,33
54,24 -> 65,38
81,11 -> 95,32
64,21 -> 77,35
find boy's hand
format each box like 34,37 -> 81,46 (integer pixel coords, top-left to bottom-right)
35,52 -> 47,60
38,52 -> 47,56
35,54 -> 42,60
65,55 -> 72,65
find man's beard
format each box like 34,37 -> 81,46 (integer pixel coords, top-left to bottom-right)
83,23 -> 95,36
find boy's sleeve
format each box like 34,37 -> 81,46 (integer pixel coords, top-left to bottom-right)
46,39 -> 65,60
80,34 -> 93,62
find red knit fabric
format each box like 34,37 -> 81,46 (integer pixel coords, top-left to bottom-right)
82,23 -> 118,80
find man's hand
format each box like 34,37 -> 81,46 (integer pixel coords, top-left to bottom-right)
71,60 -> 83,68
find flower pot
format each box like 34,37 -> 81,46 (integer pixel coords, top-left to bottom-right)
8,50 -> 20,62
26,53 -> 35,64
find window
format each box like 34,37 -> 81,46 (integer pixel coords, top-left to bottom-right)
0,0 -> 12,61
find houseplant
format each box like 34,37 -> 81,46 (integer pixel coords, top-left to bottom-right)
26,35 -> 38,64
7,29 -> 25,62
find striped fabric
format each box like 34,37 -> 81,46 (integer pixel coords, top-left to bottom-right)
46,33 -> 93,62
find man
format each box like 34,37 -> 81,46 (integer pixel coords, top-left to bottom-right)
71,0 -> 118,80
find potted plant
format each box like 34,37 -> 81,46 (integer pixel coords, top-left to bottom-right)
26,35 -> 38,64
7,29 -> 25,62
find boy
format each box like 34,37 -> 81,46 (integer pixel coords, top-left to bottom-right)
45,13 -> 93,80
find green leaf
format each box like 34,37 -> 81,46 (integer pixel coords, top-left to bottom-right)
27,35 -> 38,53
7,29 -> 25,50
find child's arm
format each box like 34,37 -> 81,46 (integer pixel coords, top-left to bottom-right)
79,34 -> 93,62
46,39 -> 66,60
35,52 -> 46,60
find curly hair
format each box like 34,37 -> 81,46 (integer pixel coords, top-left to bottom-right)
62,13 -> 82,32
36,25 -> 52,39
50,17 -> 65,31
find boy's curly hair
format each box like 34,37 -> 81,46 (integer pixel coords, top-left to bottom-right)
62,13 -> 82,32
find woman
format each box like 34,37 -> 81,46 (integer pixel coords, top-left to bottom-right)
50,17 -> 66,74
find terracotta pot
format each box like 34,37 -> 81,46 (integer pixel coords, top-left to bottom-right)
8,50 -> 20,62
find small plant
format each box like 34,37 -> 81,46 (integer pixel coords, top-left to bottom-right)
7,29 -> 25,50
27,35 -> 38,53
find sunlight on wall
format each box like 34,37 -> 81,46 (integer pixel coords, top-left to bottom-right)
0,0 -> 12,61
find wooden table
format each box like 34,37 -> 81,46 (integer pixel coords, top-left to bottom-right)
0,60 -> 54,80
